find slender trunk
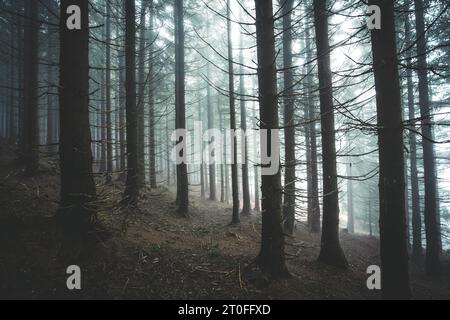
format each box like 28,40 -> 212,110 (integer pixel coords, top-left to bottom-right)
347,162 -> 354,233
369,0 -> 411,299
281,0 -> 295,233
105,2 -> 113,182
119,51 -> 126,176
100,57 -> 107,173
123,0 -> 140,204
174,0 -> 189,215
46,22 -> 55,147
253,104 -> 260,212
414,0 -> 441,277
239,21 -> 251,215
23,0 -> 39,174
137,2 -> 147,185
305,9 -> 321,233
227,0 -> 240,223
148,0 -> 157,188
314,0 -> 347,268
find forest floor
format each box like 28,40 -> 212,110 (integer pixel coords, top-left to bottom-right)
0,142 -> 449,300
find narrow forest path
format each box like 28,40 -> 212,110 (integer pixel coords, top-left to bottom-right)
0,144 -> 449,300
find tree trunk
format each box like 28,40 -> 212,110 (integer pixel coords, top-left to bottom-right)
227,0 -> 240,224
405,12 -> 422,262
123,0 -> 140,204
119,50 -> 126,177
314,0 -> 347,268
23,0 -> 39,174
413,0 -> 441,277
239,21 -> 251,215
105,1 -> 113,183
137,1 -> 147,186
305,4 -> 321,234
281,0 -> 296,234
174,0 -> 189,215
254,0 -> 289,278
347,162 -> 354,233
58,0 -> 97,255
253,103 -> 260,212
369,0 -> 411,299
148,0 -> 157,188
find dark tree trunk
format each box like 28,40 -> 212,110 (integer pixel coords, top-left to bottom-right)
123,0 -> 140,204
305,2 -> 321,234
137,1 -> 147,186
405,13 -> 422,262
314,0 -> 347,268
58,0 -> 97,254
23,0 -> 39,174
254,0 -> 289,278
148,0 -> 157,188
253,104 -> 261,212
347,162 -> 354,233
369,0 -> 411,299
105,1 -> 113,183
174,0 -> 189,215
219,111 -> 225,203
413,0 -> 441,277
100,63 -> 107,173
119,51 -> 126,176
205,26 -> 217,200
227,0 -> 240,224
239,24 -> 251,215
46,21 -> 55,147
200,105 -> 206,199
281,0 -> 296,234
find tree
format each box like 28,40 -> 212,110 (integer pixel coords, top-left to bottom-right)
137,0 -> 147,186
405,10 -> 422,262
369,0 -> 411,299
347,162 -> 354,233
254,0 -> 289,278
239,18 -> 251,215
105,0 -> 113,183
22,0 -> 39,174
175,0 -> 189,215
414,0 -> 441,277
123,0 -> 140,205
58,0 -> 97,253
227,0 -> 240,224
304,18 -> 321,233
148,0 -> 157,189
313,0 -> 347,268
280,0 -> 296,234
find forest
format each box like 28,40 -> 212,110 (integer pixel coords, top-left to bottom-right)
0,0 -> 449,301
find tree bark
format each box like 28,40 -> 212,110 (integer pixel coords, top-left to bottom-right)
314,0 -> 347,268
281,0 -> 296,234
105,1 -> 113,183
239,20 -> 251,215
23,0 -> 39,174
405,12 -> 422,262
123,0 -> 140,204
227,0 -> 240,224
254,0 -> 289,278
137,1 -> 147,186
148,0 -> 157,188
369,0 -> 411,299
174,0 -> 189,215
413,0 -> 441,277
58,0 -> 97,254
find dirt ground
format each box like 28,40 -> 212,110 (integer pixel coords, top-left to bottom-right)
0,143 -> 449,300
